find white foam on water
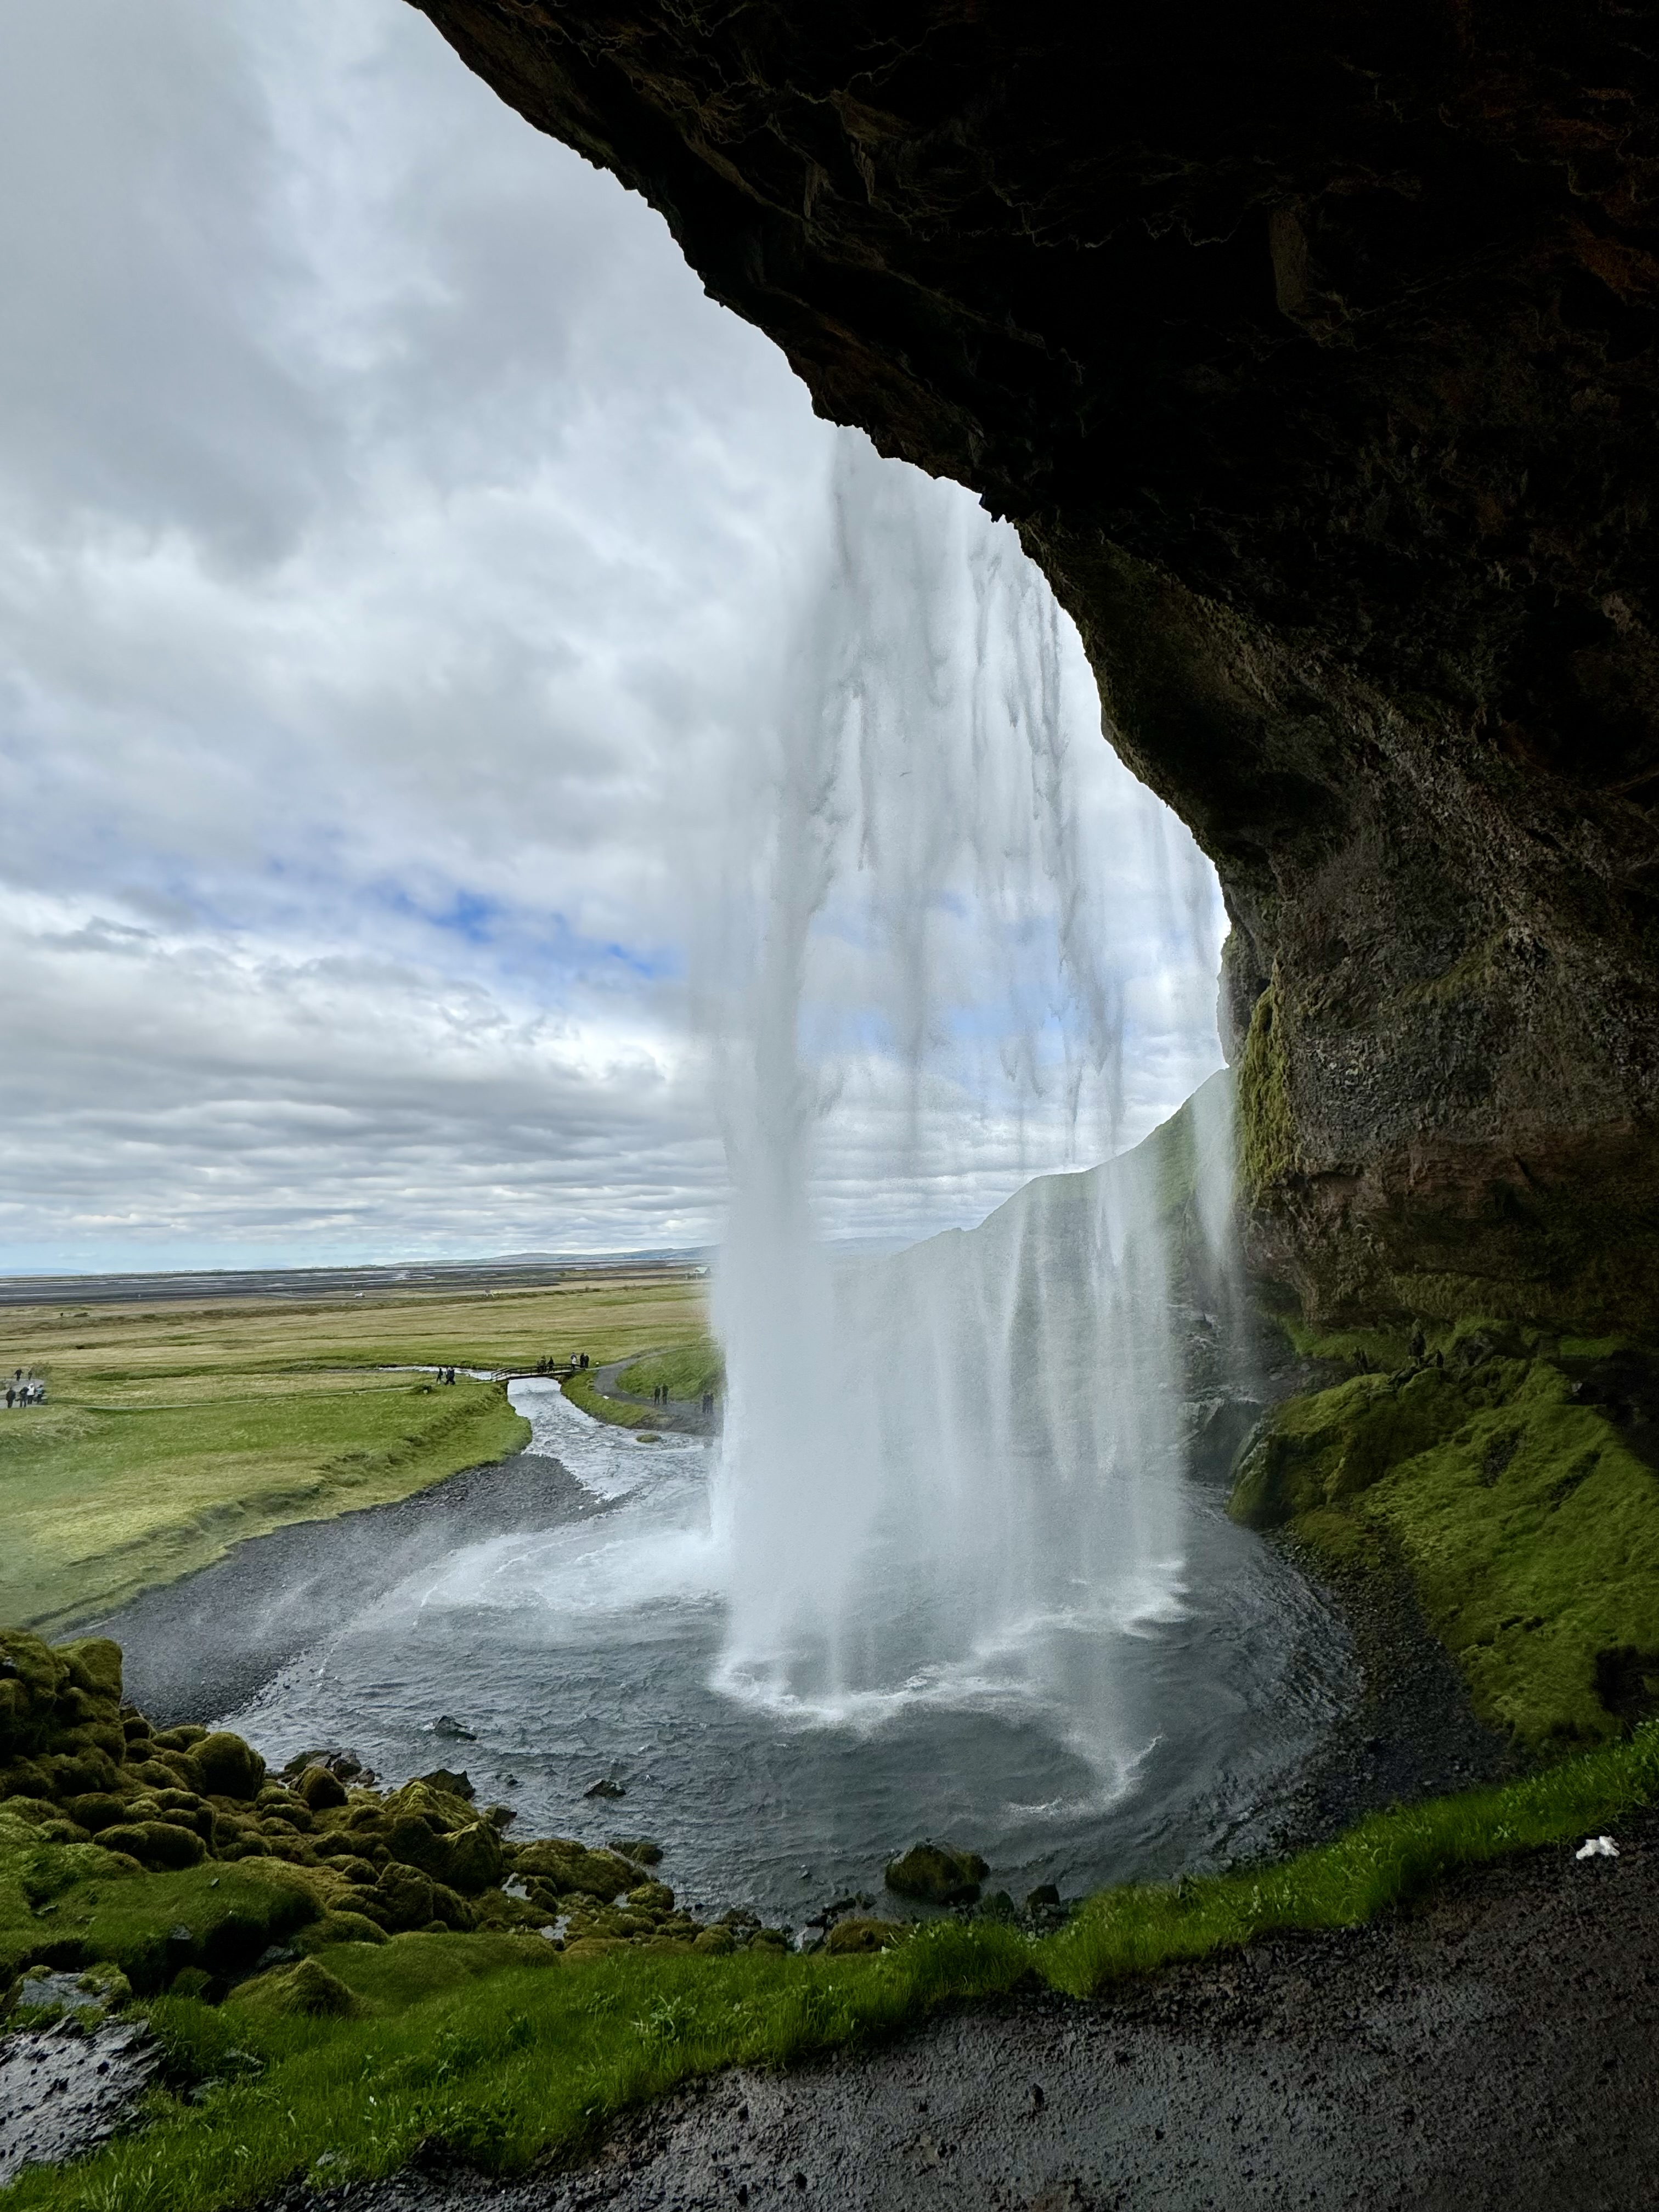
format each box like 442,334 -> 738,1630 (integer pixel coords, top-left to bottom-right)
509,1374 -> 704,1502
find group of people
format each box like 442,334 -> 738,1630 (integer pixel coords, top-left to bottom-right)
435,1365 -> 460,1385
645,1381 -> 718,1414
5,1368 -> 44,1408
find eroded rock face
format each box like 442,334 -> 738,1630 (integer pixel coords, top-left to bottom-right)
409,0 -> 1659,1327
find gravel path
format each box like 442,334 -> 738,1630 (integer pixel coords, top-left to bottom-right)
277,1813 -> 1659,2212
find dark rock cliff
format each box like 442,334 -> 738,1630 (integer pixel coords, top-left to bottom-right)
408,0 -> 1659,1332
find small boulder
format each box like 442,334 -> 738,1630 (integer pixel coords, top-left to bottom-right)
0,1632 -> 69,1759
433,1820 -> 505,1895
0,1758 -> 53,1801
607,1835 -> 662,1865
584,1776 -> 626,1799
370,1861 -> 436,1932
97,1820 -> 207,1871
884,1841 -> 990,1905
38,1745 -> 122,1798
415,1767 -> 475,1802
149,1748 -> 206,1794
58,1638 -> 124,1704
231,1956 -> 362,2019
193,1732 -> 266,1801
431,1716 -> 476,1741
512,1838 -> 635,1903
826,1917 -> 906,1954
296,1910 -> 387,1951
295,1764 -> 348,1812
64,1792 -> 128,1833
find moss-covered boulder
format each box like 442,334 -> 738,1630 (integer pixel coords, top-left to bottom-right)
295,1763 -> 348,1811
193,1731 -> 266,1801
510,1837 -> 634,1902
228,1955 -> 363,2019
0,1632 -> 71,1760
97,1819 -> 208,1871
295,1909 -> 387,1953
64,1792 -> 129,1833
382,1802 -> 504,1895
57,1638 -> 123,1705
827,1917 -> 906,1953
884,1842 -> 989,1904
364,1860 -> 476,1934
626,1880 -> 675,1915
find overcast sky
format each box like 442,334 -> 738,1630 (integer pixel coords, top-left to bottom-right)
0,0 -> 1226,1274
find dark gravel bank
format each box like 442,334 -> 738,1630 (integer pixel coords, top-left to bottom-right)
1259,1541 -> 1521,1860
85,1451 -> 609,1725
275,1812 -> 1659,2212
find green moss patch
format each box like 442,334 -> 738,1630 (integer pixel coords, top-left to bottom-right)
0,1807 -> 319,1991
1238,974 -> 1295,1202
1231,1334 -> 1659,1744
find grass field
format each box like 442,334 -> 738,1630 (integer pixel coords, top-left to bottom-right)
0,1269 -> 708,1632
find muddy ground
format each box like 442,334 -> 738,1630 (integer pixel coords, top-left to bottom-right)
272,1812 -> 1659,2212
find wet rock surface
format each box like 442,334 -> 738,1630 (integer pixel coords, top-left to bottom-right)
0,2015 -> 160,2188
271,1814 -> 1659,2211
1261,1541 -> 1520,1856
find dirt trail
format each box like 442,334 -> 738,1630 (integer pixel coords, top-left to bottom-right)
279,1815 -> 1659,2212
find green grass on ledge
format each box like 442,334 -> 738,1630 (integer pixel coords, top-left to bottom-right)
6,1720 -> 1657,2212
1231,1319 -> 1659,1745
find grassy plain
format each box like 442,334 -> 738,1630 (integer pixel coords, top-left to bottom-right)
0,1270 -> 708,1632
3,1720 -> 1656,2212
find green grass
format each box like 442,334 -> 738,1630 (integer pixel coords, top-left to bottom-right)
0,1269 -> 710,1629
0,1808 -> 319,1991
1231,1323 -> 1659,1745
559,1370 -> 662,1431
616,1340 -> 723,1403
5,1721 -> 1657,2212
0,1377 -> 528,1634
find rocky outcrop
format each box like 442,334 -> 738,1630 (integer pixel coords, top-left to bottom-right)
409,0 -> 1659,1329
0,1630 -> 797,1978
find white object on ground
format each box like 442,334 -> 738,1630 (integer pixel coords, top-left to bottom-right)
1575,1835 -> 1620,1860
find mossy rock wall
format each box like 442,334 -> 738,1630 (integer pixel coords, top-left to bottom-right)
1231,1328 -> 1659,1747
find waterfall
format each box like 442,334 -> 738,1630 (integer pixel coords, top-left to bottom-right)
706,431 -> 1226,1793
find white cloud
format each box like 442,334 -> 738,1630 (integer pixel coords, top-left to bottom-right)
0,0 -> 1223,1272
